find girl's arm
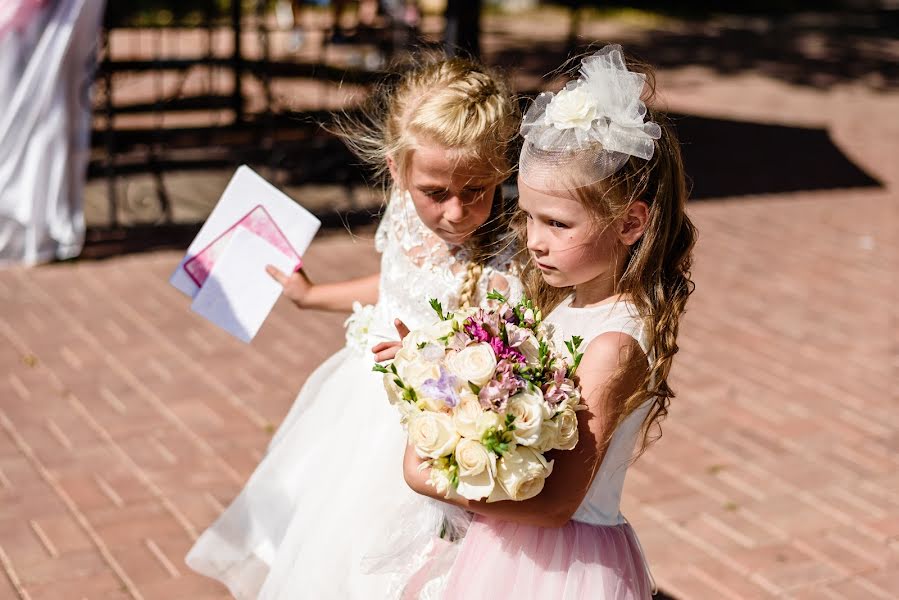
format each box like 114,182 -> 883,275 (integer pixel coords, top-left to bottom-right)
266,266 -> 380,313
403,331 -> 647,528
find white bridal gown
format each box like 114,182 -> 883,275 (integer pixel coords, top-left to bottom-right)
0,0 -> 105,266
186,189 -> 522,599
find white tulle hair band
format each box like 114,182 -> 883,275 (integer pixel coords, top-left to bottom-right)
519,44 -> 661,193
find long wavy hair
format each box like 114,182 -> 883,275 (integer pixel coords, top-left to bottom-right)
330,53 -> 521,307
518,57 -> 696,454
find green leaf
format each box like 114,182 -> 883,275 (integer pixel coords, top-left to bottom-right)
429,298 -> 450,321
372,364 -> 390,373
486,289 -> 507,302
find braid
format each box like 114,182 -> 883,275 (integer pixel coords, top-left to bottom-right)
457,262 -> 485,309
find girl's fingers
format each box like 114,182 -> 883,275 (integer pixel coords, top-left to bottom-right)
394,319 -> 410,339
266,265 -> 288,286
371,342 -> 394,354
374,348 -> 400,362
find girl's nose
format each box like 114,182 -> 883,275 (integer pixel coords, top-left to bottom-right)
443,197 -> 466,223
526,224 -> 546,255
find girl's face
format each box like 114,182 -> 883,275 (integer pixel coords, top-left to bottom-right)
396,143 -> 499,246
518,178 -> 623,291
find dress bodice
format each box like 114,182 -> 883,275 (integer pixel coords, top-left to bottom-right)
344,189 -> 523,351
545,297 -> 652,526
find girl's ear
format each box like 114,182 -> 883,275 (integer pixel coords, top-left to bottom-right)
618,200 -> 649,246
387,155 -> 402,189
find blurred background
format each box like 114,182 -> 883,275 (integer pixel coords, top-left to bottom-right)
3,0 -> 893,263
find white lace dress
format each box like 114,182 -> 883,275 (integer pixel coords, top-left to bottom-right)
185,190 -> 522,599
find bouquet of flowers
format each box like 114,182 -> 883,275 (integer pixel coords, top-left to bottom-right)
375,292 -> 585,502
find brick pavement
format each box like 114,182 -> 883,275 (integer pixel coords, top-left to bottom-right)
3,8 -> 899,600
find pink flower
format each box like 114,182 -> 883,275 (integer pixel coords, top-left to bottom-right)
489,336 -> 525,363
543,367 -> 576,407
463,319 -> 490,343
478,360 -> 523,411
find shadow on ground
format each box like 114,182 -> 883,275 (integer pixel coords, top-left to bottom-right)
490,7 -> 898,90
80,109 -> 882,261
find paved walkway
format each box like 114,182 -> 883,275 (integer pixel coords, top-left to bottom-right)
2,7 -> 898,600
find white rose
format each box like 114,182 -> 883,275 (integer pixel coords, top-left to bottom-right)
397,352 -> 441,389
475,411 -> 504,438
408,412 -> 459,459
553,407 -> 579,451
453,391 -> 484,439
423,319 -> 455,341
455,439 -> 497,500
531,419 -> 559,453
506,389 -> 551,446
447,343 -> 497,387
455,438 -> 494,477
402,329 -> 432,351
490,447 -> 554,502
456,468 -> 496,501
417,393 -> 448,413
545,86 -> 599,131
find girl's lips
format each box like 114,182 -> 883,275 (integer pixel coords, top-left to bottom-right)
535,261 -> 556,271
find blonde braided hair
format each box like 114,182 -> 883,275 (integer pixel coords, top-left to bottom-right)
457,262 -> 485,309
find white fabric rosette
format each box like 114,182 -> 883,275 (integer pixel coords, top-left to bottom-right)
519,44 -> 662,193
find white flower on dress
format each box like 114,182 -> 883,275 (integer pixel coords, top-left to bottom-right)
344,302 -> 377,352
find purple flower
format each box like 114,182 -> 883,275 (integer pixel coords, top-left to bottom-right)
421,367 -> 461,408
500,304 -> 518,325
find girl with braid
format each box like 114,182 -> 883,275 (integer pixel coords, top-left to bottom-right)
186,55 -> 523,599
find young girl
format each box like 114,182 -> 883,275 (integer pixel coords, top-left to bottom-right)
400,45 -> 697,598
185,56 -> 522,599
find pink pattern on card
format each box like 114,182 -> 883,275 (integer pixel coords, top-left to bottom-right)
184,205 -> 302,287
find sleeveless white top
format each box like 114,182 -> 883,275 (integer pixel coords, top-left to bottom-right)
544,296 -> 653,526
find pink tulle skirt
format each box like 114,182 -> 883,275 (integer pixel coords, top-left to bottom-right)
442,516 -> 652,600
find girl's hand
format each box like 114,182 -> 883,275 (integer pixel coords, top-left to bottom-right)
267,265 -> 313,307
371,319 -> 411,362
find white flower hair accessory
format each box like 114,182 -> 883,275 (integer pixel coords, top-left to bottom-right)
519,44 -> 662,193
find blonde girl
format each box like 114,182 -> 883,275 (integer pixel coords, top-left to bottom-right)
186,55 -> 523,599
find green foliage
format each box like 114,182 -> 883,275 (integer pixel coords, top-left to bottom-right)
429,298 -> 453,321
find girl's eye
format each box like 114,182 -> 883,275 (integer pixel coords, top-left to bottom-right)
424,190 -> 448,201
549,220 -> 569,229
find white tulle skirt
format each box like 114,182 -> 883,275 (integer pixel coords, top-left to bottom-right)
186,347 -> 465,599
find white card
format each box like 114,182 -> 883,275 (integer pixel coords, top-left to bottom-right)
170,165 -> 321,298
190,229 -> 296,343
